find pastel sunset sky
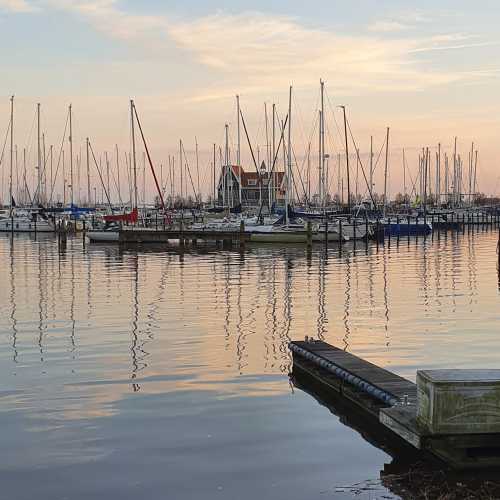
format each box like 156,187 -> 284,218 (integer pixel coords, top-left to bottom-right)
1,0 -> 499,202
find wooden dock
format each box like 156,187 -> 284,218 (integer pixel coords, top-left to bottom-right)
290,339 -> 500,469
118,228 -> 251,246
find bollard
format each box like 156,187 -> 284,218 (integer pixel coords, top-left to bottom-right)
325,219 -> 329,248
240,220 -> 245,249
365,213 -> 369,247
339,219 -> 343,255
306,220 -> 312,249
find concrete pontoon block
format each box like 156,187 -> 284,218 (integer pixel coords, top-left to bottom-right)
417,370 -> 500,435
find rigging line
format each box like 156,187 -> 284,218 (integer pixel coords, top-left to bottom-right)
403,150 -> 418,198
325,89 -> 348,154
291,138 -> 308,202
239,108 -> 261,176
277,117 -> 300,202
180,141 -> 198,200
256,114 -> 289,220
23,108 -> 37,161
107,152 -> 122,206
0,120 -> 11,169
88,140 -> 112,210
133,104 -> 165,210
48,109 -> 70,205
345,117 -> 378,211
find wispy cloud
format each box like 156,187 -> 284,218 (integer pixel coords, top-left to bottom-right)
168,12 -> 492,100
8,2 -> 498,101
0,0 -> 37,13
368,20 -> 409,33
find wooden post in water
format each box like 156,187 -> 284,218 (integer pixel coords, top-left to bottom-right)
339,219 -> 342,255
239,220 -> 245,250
324,219 -> 329,248
364,213 -> 369,247
307,220 -> 312,249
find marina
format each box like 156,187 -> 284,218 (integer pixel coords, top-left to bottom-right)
3,1 -> 500,497
0,225 -> 500,498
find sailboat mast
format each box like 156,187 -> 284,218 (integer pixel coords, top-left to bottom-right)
403,148 -> 406,204
369,136 -> 373,208
236,96 -> 242,206
116,144 -> 121,205
341,105 -> 351,212
286,85 -> 292,226
318,109 -> 322,206
213,143 -> 216,206
179,140 -> 183,205
69,104 -> 74,206
37,103 -> 41,205
130,100 -> 138,210
225,124 -> 230,208
320,79 -> 325,208
9,95 -> 14,214
271,103 -> 276,207
86,138 -> 91,206
195,137 -> 200,203
383,127 -> 390,215
453,136 -> 457,207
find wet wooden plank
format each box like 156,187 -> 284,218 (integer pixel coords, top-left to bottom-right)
291,340 -> 416,402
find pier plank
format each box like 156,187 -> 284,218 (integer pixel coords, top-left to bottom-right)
291,340 -> 416,403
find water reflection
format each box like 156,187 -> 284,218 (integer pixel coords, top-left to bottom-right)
0,227 -> 499,385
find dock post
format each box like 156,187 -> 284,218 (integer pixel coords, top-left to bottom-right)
82,219 -> 86,248
239,220 -> 245,250
364,213 -> 369,248
387,217 -> 391,247
324,219 -> 329,248
306,220 -> 312,249
339,219 -> 342,255
352,218 -> 356,248
396,216 -> 400,245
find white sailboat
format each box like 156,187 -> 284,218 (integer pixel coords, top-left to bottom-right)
0,98 -> 55,233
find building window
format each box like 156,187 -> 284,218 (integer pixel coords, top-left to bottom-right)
247,179 -> 257,186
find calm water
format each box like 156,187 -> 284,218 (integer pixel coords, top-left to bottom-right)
0,228 -> 499,499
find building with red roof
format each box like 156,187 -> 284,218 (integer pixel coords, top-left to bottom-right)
217,163 -> 286,208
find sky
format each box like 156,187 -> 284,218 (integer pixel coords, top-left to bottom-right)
1,0 -> 500,203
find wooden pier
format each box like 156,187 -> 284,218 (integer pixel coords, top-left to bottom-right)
290,339 -> 500,469
119,228 -> 251,246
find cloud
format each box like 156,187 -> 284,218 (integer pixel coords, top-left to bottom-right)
167,12 -> 486,100
368,20 -> 410,33
46,0 -> 168,41
13,3 -> 498,102
0,0 -> 37,12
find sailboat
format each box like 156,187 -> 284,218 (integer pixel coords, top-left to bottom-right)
87,99 -> 166,243
0,98 -> 55,233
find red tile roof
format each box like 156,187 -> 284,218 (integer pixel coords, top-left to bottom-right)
228,165 -> 285,188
